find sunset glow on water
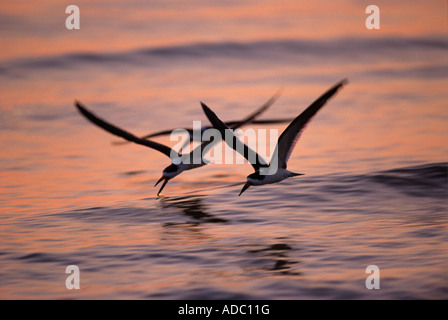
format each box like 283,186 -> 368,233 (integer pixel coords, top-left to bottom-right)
0,0 -> 447,299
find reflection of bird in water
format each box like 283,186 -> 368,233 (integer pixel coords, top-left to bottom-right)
247,243 -> 301,275
160,195 -> 227,224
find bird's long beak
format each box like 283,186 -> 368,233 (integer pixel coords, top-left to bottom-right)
239,182 -> 251,196
155,176 -> 169,196
154,176 -> 165,187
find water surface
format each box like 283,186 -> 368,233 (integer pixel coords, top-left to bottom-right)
0,0 -> 447,299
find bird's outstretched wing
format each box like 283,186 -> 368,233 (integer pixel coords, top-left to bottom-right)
272,79 -> 348,169
196,89 -> 282,160
200,102 -> 269,172
75,101 -> 175,158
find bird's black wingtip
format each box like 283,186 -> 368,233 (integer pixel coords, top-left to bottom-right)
200,101 -> 218,121
329,78 -> 348,95
74,100 -> 85,111
200,101 -> 210,111
273,87 -> 285,99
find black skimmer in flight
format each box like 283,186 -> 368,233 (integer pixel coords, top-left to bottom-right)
74,91 -> 280,196
200,79 -> 348,196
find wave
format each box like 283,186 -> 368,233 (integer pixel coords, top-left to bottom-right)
368,162 -> 447,199
1,35 -> 446,76
305,162 -> 447,201
55,163 -> 447,225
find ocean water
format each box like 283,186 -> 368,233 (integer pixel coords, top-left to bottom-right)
0,0 -> 447,299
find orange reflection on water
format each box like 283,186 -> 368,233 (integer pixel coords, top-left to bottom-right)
1,75 -> 447,214
0,0 -> 447,300
0,0 -> 446,60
